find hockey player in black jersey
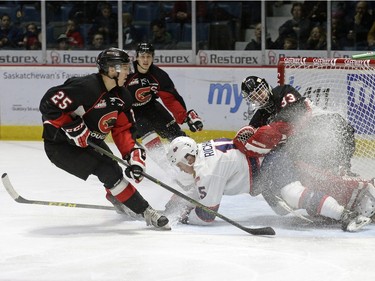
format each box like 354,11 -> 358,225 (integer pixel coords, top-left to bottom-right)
39,47 -> 170,230
237,76 -> 356,175
125,42 -> 203,153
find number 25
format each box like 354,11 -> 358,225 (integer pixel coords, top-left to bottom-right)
51,91 -> 72,109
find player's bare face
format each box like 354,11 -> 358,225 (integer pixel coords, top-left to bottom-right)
112,64 -> 130,86
176,155 -> 195,174
137,53 -> 153,73
176,162 -> 194,174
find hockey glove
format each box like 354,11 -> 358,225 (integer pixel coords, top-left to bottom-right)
61,118 -> 91,148
233,125 -> 256,155
185,110 -> 203,132
233,125 -> 283,157
124,147 -> 146,183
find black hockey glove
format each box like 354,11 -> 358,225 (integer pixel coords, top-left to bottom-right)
61,118 -> 91,148
185,109 -> 203,132
124,147 -> 146,183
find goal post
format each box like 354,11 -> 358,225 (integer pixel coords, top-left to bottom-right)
277,57 -> 375,178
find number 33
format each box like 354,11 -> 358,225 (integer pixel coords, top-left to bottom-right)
281,93 -> 297,107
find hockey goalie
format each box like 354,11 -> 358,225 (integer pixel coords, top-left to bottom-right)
231,74 -> 374,231
237,113 -> 375,232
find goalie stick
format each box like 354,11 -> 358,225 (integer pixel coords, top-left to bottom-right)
1,173 -> 115,211
88,141 -> 276,236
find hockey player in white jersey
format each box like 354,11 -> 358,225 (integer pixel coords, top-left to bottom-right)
166,132 -> 374,232
166,136 -> 263,225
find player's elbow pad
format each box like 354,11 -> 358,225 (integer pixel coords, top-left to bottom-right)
187,206 -> 218,225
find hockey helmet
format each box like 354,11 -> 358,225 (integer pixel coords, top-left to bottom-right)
167,136 -> 198,166
241,76 -> 274,112
136,42 -> 155,57
96,48 -> 130,73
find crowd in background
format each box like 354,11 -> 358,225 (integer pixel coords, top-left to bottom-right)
1,1 -> 375,51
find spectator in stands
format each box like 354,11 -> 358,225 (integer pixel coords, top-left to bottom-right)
89,2 -> 117,46
172,1 -> 208,23
65,18 -> 84,49
21,22 -> 41,50
345,1 -> 373,50
208,2 -> 235,22
304,1 -> 327,27
332,15 -> 347,50
87,32 -> 107,50
274,2 -> 311,49
172,1 -> 191,24
55,33 -> 70,50
67,2 -> 98,24
304,25 -> 327,50
283,36 -> 297,50
367,21 -> 375,49
150,19 -> 175,49
0,13 -> 23,49
245,22 -> 274,50
123,12 -> 139,49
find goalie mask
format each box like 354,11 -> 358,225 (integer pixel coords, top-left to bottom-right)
96,47 -> 130,74
167,136 -> 198,166
241,76 -> 274,112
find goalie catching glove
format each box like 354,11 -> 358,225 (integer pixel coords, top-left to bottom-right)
185,109 -> 203,132
233,125 -> 284,157
124,147 -> 146,183
61,117 -> 91,148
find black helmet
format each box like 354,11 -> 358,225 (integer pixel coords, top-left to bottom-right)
136,43 -> 155,57
241,76 -> 274,112
96,48 -> 130,73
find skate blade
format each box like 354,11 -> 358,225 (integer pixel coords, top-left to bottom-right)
346,217 -> 372,232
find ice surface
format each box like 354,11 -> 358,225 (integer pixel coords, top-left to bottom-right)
1,141 -> 375,281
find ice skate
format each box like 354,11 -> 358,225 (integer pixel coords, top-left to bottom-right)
143,206 -> 171,230
341,209 -> 371,232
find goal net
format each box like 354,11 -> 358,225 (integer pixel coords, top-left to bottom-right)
277,57 -> 375,178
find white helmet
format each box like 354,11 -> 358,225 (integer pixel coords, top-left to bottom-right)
167,136 -> 198,166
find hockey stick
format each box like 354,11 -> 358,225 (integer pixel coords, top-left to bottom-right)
88,141 -> 276,236
1,173 -> 116,211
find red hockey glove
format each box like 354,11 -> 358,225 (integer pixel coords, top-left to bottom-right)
124,148 -> 146,183
185,110 -> 203,132
61,118 -> 91,148
233,125 -> 256,155
233,125 -> 283,157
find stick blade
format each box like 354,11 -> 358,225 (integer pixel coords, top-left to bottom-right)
2,173 -> 21,200
247,226 -> 276,236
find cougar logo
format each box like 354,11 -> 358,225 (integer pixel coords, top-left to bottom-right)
98,111 -> 118,133
135,87 -> 152,103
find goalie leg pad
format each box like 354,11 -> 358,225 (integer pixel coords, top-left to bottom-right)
354,183 -> 375,218
280,181 -> 333,217
280,181 -> 306,209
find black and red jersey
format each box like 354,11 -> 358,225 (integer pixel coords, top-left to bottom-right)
249,84 -> 309,128
125,62 -> 188,124
39,73 -> 136,157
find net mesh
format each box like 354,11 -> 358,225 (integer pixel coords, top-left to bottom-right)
278,57 -> 375,178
